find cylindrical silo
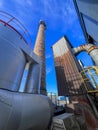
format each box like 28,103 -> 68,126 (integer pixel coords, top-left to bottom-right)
0,42 -> 26,91
34,20 -> 47,95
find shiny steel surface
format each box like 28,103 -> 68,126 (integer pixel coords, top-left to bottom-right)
0,21 -> 41,64
0,21 -> 41,92
0,13 -> 52,130
0,38 -> 26,91
24,63 -> 41,93
0,89 -> 52,130
73,0 -> 98,43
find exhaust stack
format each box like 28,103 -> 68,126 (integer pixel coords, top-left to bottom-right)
34,20 -> 47,95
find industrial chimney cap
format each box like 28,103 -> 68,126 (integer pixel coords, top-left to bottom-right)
39,20 -> 46,28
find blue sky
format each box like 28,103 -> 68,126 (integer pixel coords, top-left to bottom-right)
0,0 -> 93,93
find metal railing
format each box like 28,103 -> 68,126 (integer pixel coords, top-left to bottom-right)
80,66 -> 98,94
0,10 -> 32,46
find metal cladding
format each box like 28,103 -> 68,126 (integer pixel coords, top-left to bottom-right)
73,43 -> 98,65
0,18 -> 41,93
0,26 -> 26,92
0,12 -> 52,130
24,63 -> 40,93
52,36 -> 85,96
0,43 -> 26,91
34,20 -> 47,95
0,89 -> 52,130
73,0 -> 98,43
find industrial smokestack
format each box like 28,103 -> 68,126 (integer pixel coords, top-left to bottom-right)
34,20 -> 47,95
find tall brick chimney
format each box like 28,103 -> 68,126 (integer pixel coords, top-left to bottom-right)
34,20 -> 47,95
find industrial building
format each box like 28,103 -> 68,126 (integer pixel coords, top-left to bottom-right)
51,1 -> 98,129
52,36 -> 85,97
1,0 -> 98,129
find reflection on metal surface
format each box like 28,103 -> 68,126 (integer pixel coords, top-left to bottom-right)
0,11 -> 52,130
24,63 -> 40,93
0,89 -> 52,130
73,0 -> 98,43
0,42 -> 26,91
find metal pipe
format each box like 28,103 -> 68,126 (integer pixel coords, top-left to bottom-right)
73,43 -> 98,65
0,89 -> 52,130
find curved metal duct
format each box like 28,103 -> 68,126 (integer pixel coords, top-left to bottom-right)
0,89 -> 52,130
73,43 -> 98,65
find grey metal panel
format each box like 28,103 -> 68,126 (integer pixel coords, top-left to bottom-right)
0,23 -> 41,64
0,22 -> 42,92
73,0 -> 98,43
73,0 -> 89,42
24,63 -> 41,93
76,0 -> 98,22
0,101 -> 12,130
82,15 -> 98,43
0,89 -> 52,130
0,38 -> 26,91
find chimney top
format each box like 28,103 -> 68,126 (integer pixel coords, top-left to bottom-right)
39,20 -> 46,28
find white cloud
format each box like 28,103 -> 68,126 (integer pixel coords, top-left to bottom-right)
42,0 -> 77,29
46,67 -> 52,75
46,54 -> 51,59
26,0 -> 32,6
0,0 -> 80,46
0,0 -> 3,7
0,0 -> 78,32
